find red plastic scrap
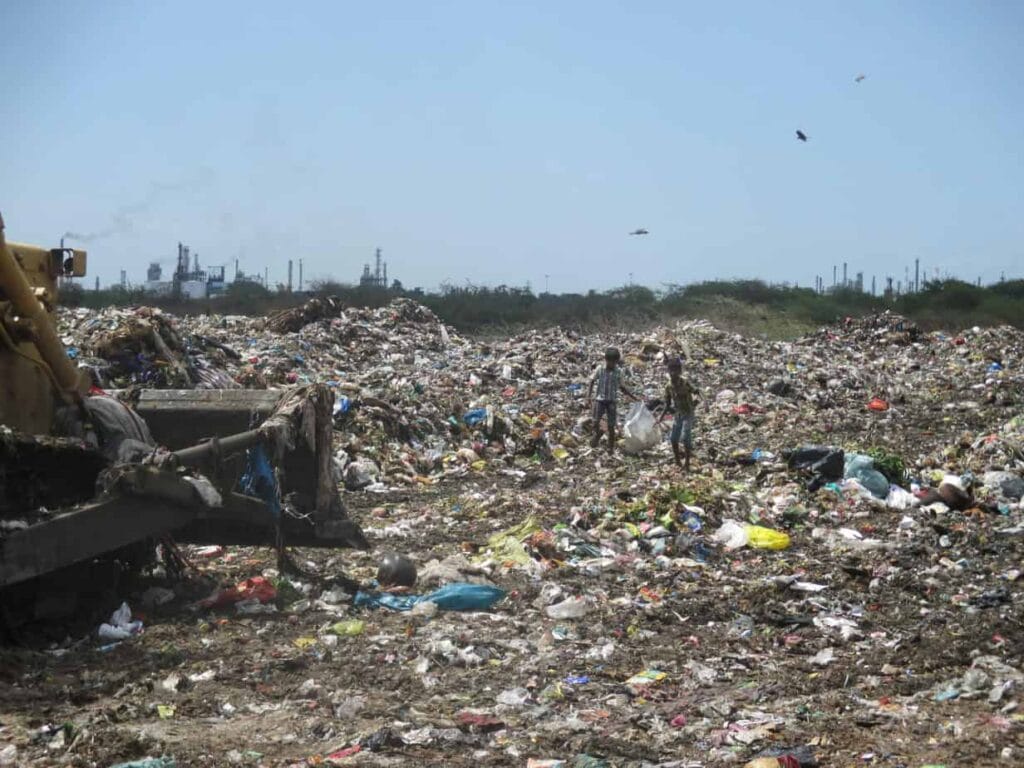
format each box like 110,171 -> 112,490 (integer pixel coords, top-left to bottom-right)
326,745 -> 362,761
867,397 -> 889,412
199,576 -> 277,609
638,585 -> 663,603
455,711 -> 505,732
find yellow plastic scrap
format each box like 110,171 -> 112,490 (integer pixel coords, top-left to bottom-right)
293,636 -> 318,649
157,704 -> 176,719
744,525 -> 791,550
471,459 -> 487,472
552,446 -> 569,461
626,669 -> 667,687
622,522 -> 643,539
478,515 -> 542,566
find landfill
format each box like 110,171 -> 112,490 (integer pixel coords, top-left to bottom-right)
1,300 -> 1022,766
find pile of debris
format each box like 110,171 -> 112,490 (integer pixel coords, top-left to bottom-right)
3,299 -> 1017,765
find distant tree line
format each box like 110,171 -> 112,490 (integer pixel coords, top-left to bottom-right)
60,276 -> 1024,337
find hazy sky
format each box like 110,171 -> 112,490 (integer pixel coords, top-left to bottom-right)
3,1 -> 1022,292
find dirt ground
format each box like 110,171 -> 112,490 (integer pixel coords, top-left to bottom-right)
2,457 -> 1022,768
2,309 -> 1023,767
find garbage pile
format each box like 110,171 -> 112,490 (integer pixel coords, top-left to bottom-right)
2,301 -> 1019,765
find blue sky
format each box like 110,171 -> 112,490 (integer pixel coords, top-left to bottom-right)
2,1 -> 1022,292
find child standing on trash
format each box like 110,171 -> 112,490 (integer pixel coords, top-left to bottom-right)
658,357 -> 699,470
587,347 -> 637,455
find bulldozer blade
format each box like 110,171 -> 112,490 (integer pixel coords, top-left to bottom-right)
131,389 -> 284,449
0,491 -> 194,587
1,468 -> 368,588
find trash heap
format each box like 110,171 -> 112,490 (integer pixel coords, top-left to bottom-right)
3,300 -> 1018,766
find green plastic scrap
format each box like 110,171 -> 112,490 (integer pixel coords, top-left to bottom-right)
328,619 -> 365,636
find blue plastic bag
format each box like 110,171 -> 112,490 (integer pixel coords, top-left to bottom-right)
239,444 -> 281,518
354,583 -> 506,612
844,454 -> 889,499
463,408 -> 487,427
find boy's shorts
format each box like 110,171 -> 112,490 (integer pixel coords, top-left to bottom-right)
593,400 -> 617,423
671,413 -> 694,449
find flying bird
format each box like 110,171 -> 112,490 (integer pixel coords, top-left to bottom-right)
855,73 -> 866,83
795,130 -> 808,142
629,228 -> 649,236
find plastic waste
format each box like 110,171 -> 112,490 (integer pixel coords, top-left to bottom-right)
810,646 -> 835,666
97,602 -> 143,641
198,576 -> 277,610
478,515 -> 541,566
545,596 -> 594,620
787,445 -> 844,491
328,619 -> 365,636
745,525 -> 791,550
620,402 -> 659,454
463,407 -> 487,426
867,396 -> 889,411
354,582 -> 506,612
713,521 -> 790,550
984,471 -> 1024,500
713,520 -> 750,549
109,759 -> 177,768
496,687 -> 531,707
625,668 -> 667,687
844,453 -> 889,499
885,485 -> 918,509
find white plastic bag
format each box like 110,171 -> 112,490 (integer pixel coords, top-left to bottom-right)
621,403 -> 659,454
713,520 -> 750,549
97,601 -> 143,641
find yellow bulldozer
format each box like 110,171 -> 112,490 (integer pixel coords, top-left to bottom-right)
0,212 -> 367,628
